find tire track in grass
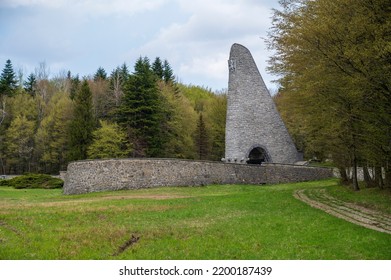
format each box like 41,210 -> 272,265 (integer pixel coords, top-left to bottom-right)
294,189 -> 391,234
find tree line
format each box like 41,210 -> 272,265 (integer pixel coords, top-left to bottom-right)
0,57 -> 226,175
268,0 -> 391,189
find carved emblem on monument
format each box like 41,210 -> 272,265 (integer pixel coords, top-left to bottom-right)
228,59 -> 236,72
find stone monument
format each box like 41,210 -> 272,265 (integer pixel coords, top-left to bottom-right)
224,43 -> 300,164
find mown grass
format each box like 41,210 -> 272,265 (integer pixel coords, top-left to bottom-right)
0,179 -> 390,260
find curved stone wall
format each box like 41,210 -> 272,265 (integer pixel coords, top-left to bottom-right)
63,158 -> 333,195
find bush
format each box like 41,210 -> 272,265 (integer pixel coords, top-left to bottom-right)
4,173 -> 63,189
0,179 -> 11,187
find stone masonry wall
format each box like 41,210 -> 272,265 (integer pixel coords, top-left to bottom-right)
63,158 -> 333,195
225,44 -> 300,164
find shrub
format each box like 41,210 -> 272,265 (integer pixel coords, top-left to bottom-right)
4,173 -> 63,189
0,179 -> 11,187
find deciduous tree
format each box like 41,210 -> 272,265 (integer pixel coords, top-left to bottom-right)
35,92 -> 73,172
87,120 -> 131,159
268,0 -> 391,189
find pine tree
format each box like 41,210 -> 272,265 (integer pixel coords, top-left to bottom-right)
152,57 -> 164,79
163,59 -> 174,83
117,57 -> 167,157
94,67 -> 107,81
69,74 -> 80,100
0,59 -> 18,96
24,73 -> 37,96
67,80 -> 95,161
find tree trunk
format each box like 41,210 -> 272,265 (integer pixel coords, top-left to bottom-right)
0,157 -> 5,175
374,166 -> 384,189
385,166 -> 391,189
338,167 -> 350,185
352,153 -> 360,191
363,165 -> 374,188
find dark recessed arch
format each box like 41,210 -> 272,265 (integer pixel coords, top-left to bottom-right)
246,146 -> 271,164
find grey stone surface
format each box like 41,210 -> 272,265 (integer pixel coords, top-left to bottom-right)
225,44 -> 300,164
63,158 -> 333,195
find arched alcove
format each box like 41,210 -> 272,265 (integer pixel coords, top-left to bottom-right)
246,147 -> 270,164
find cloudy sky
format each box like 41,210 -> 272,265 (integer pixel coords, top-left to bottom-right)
0,0 -> 281,91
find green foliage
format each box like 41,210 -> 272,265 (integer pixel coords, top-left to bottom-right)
0,59 -> 18,97
152,57 -> 164,79
23,73 -> 37,96
94,67 -> 107,81
87,120 -> 131,159
35,92 -> 73,172
67,80 -> 95,161
5,115 -> 35,171
8,92 -> 39,121
195,113 -> 209,160
0,179 -> 10,186
0,56 -> 227,174
1,173 -> 63,189
268,0 -> 391,189
203,94 -> 226,161
117,57 -> 170,157
69,74 -> 80,100
158,81 -> 198,159
162,59 -> 174,83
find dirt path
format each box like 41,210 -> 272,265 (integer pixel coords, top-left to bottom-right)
294,189 -> 391,234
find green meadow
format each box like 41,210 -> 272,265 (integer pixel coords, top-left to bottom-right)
0,179 -> 390,260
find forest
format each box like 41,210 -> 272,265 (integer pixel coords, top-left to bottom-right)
1,0 -> 390,191
269,0 -> 390,189
0,57 -> 226,175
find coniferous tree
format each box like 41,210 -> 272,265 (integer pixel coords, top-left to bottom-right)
24,73 -> 37,96
120,63 -> 129,83
68,80 -> 95,161
94,67 -> 107,81
69,74 -> 80,100
163,59 -> 174,83
117,57 -> 168,157
0,59 -> 18,97
152,57 -> 164,79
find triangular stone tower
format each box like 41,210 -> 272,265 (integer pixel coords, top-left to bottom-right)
224,43 -> 300,164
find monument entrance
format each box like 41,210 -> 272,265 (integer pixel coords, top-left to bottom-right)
247,147 -> 270,164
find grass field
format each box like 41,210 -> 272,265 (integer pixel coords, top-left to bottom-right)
0,179 -> 390,260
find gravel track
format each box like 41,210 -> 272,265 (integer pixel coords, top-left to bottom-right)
294,189 -> 391,234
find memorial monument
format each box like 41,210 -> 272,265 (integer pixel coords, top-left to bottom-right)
224,43 -> 300,164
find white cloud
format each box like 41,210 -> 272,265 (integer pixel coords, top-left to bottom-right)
0,0 -> 67,8
1,0 -> 168,16
179,52 -> 228,81
0,0 -> 281,90
131,0 -> 276,90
